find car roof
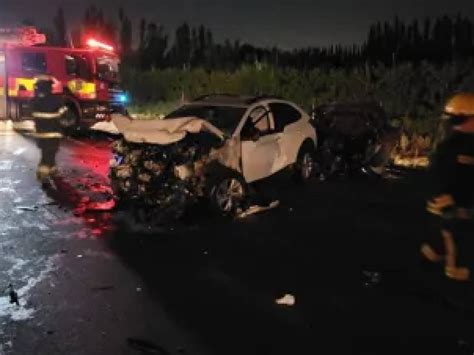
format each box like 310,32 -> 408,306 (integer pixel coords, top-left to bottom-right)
315,102 -> 386,114
191,94 -> 286,107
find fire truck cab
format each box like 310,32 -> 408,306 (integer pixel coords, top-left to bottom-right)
0,27 -> 127,129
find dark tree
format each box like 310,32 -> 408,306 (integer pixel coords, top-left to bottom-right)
53,7 -> 67,46
118,8 -> 132,55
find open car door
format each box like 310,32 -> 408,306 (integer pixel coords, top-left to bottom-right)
240,105 -> 282,183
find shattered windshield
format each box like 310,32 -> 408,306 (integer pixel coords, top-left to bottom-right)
165,105 -> 246,135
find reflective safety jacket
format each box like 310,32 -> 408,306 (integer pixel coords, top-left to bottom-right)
431,131 -> 474,210
29,94 -> 67,139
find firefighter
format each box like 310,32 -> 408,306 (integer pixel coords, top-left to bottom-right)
421,93 -> 474,281
29,76 -> 67,184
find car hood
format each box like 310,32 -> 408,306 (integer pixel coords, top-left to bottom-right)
111,114 -> 226,145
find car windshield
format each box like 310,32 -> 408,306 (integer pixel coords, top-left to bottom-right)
165,105 -> 246,135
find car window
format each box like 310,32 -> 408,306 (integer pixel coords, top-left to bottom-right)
248,106 -> 271,132
269,103 -> 301,131
22,52 -> 47,74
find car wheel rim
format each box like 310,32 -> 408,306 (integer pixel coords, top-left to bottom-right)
215,178 -> 244,212
301,153 -> 314,180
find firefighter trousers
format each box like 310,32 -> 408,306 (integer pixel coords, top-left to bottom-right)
36,137 -> 61,173
423,216 -> 474,280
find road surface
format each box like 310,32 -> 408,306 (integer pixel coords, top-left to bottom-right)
0,122 -> 474,355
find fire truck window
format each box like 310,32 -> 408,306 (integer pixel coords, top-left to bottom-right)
96,57 -> 119,82
22,52 -> 47,74
65,56 -> 78,76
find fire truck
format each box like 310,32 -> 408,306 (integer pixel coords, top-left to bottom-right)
0,27 -> 127,129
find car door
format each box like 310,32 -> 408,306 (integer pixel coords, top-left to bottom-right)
240,105 -> 281,183
268,102 -> 305,170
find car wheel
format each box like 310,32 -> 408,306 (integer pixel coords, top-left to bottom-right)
293,142 -> 316,183
210,172 -> 248,215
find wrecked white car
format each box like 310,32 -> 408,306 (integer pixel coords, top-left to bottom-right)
110,95 -> 317,219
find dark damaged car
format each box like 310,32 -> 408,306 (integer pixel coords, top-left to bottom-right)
109,95 -> 317,221
312,102 -> 401,178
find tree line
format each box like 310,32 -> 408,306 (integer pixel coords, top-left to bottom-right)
46,6 -> 474,71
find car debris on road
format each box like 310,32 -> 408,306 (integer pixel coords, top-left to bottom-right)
275,293 -> 296,306
6,284 -> 20,306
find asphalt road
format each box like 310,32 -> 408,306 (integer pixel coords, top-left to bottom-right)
1,123 -> 474,355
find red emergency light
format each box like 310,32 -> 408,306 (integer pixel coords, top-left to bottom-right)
86,39 -> 114,52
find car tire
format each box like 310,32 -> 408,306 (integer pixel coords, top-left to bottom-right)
209,170 -> 248,215
293,141 -> 316,183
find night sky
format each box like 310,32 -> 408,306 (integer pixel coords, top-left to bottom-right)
1,0 -> 473,48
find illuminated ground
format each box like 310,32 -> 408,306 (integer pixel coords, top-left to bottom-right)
0,125 -> 473,355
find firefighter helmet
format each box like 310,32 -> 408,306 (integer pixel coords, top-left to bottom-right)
443,93 -> 474,133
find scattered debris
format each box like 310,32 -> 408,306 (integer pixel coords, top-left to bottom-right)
275,293 -> 296,306
40,201 -> 58,206
237,200 -> 280,218
15,206 -> 38,212
85,199 -> 115,212
91,286 -> 115,291
7,285 -> 19,306
361,270 -> 382,287
6,284 -> 19,306
126,338 -> 169,354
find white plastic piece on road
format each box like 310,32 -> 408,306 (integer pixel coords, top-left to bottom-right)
275,294 -> 296,306
237,200 -> 280,219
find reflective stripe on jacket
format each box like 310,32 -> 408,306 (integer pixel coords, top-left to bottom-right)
32,106 -> 68,119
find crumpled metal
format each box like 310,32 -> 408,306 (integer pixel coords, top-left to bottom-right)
110,131 -> 222,222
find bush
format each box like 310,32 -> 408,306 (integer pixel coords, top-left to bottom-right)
121,61 -> 474,136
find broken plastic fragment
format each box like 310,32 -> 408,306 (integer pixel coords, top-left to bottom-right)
275,294 -> 295,306
237,200 -> 280,218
